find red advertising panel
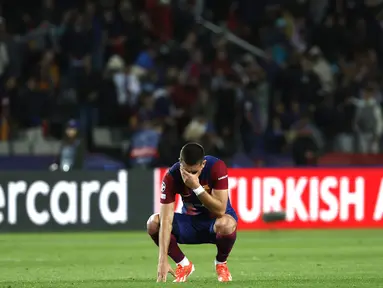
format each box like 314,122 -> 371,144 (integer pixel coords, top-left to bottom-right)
153,168 -> 383,229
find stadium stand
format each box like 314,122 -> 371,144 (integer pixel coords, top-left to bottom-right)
0,0 -> 383,168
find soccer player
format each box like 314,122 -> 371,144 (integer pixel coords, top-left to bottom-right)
147,142 -> 238,283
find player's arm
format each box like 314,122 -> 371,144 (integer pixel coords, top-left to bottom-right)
158,172 -> 176,262
199,160 -> 228,217
181,160 -> 229,217
197,188 -> 228,217
158,203 -> 174,262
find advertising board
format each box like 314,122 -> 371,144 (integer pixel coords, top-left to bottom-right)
0,170 -> 152,232
154,168 -> 383,229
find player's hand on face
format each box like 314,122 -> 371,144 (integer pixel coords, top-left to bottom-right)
180,167 -> 201,190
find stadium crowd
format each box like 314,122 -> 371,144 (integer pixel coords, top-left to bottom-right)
1,0 -> 383,168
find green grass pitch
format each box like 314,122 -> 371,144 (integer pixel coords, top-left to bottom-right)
0,230 -> 382,287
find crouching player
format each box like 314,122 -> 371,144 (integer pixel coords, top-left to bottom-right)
147,143 -> 238,283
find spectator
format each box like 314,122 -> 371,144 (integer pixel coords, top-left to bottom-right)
103,9 -> 125,59
252,68 -> 269,133
176,31 -> 197,66
98,62 -> 118,126
18,77 -> 48,136
239,88 -> 258,154
215,125 -> 237,165
0,17 -> 9,89
103,55 -> 135,128
145,0 -> 172,41
291,114 -> 322,166
85,1 -> 105,72
129,120 -> 162,168
4,0 -> 383,168
118,1 -> 146,64
266,117 -> 287,154
183,115 -> 209,143
77,69 -> 100,152
214,74 -> 239,134
40,0 -> 58,24
0,97 -> 10,141
313,97 -> 337,150
354,85 -> 383,154
192,88 -> 215,123
211,48 -> 232,76
152,79 -> 175,121
185,49 -> 204,87
334,90 -> 356,153
268,18 -> 290,67
296,55 -> 322,106
5,77 -> 17,131
274,102 -> 289,130
134,45 -> 156,73
312,14 -> 339,62
112,56 -> 141,107
156,122 -> 181,167
172,72 -> 198,134
308,46 -> 335,95
37,50 -> 60,93
287,101 -> 301,129
49,119 -> 86,171
136,92 -> 157,127
61,13 -> 92,89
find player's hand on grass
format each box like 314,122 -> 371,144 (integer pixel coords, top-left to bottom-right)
157,259 -> 175,282
168,265 -> 176,278
157,261 -> 167,282
180,168 -> 200,190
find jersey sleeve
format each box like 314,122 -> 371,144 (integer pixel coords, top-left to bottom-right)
211,160 -> 229,190
160,171 -> 177,204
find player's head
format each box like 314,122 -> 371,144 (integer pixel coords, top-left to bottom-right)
179,143 -> 206,174
65,119 -> 78,138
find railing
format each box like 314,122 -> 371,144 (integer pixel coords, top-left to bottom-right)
195,17 -> 266,58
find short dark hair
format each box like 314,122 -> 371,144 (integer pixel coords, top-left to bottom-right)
180,143 -> 205,165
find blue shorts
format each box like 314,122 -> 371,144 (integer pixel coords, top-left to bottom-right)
171,211 -> 238,244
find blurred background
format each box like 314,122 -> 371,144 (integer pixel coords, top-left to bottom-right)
1,0 -> 383,170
